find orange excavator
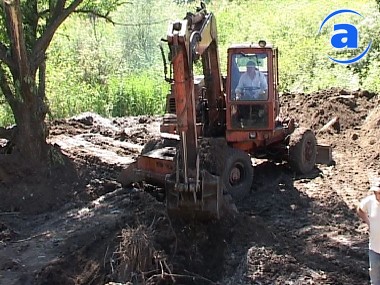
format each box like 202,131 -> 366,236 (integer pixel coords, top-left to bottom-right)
119,3 -> 331,218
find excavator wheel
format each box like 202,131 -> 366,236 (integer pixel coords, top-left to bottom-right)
222,148 -> 253,201
288,128 -> 317,174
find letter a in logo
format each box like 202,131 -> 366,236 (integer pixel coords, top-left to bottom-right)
331,24 -> 358,49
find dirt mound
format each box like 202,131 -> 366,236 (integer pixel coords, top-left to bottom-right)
0,113 -> 161,215
360,104 -> 380,170
281,88 -> 377,131
281,87 -> 379,171
0,150 -> 80,214
34,190 -> 172,285
363,104 -> 380,130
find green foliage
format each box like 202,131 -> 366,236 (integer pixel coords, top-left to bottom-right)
108,72 -> 168,116
2,0 -> 379,125
44,0 -> 175,120
0,103 -> 15,126
81,0 -> 126,12
114,0 -> 183,71
211,0 -> 379,93
47,66 -> 168,118
0,0 -> 128,128
347,5 -> 380,91
43,0 -> 182,120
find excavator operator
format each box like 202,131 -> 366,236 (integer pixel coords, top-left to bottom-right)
231,60 -> 269,128
235,61 -> 268,100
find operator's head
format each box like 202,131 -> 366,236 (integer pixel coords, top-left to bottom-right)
246,61 -> 256,75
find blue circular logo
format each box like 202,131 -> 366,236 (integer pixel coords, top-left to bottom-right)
319,9 -> 372,64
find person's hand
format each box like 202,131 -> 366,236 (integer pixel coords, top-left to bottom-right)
260,89 -> 268,99
231,105 -> 237,115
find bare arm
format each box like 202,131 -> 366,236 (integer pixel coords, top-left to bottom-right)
235,75 -> 245,96
260,72 -> 268,91
357,205 -> 370,226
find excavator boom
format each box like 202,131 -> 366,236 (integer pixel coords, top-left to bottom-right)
164,7 -> 226,218
119,4 -> 227,218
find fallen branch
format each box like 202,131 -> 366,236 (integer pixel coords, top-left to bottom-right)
146,272 -> 217,285
329,95 -> 355,100
317,116 -> 339,134
184,269 -> 218,284
0,211 -> 20,215
12,231 -> 50,243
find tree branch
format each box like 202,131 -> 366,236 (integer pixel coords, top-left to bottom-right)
0,42 -> 16,73
31,0 -> 83,69
74,9 -> 115,24
0,64 -> 18,111
32,0 -> 131,68
113,18 -> 170,27
51,0 -> 66,18
38,8 -> 50,18
3,0 -> 30,77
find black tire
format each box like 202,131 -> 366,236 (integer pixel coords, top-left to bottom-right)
222,148 -> 253,201
288,128 -> 317,174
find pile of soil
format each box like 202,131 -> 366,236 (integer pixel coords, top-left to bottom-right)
0,88 -> 378,285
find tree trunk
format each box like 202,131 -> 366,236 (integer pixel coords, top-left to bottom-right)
1,0 -> 49,164
0,65 -> 49,164
11,60 -> 49,163
13,103 -> 48,163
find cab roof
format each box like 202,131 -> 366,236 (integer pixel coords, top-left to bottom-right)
228,42 -> 274,49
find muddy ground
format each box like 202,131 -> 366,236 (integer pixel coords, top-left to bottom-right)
0,87 -> 379,285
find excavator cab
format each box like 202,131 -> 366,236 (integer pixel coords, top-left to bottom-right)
225,42 -> 282,151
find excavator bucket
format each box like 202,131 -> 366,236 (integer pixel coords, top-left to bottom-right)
118,146 -> 228,219
165,170 -> 224,219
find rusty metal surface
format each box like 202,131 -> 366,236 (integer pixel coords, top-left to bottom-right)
118,147 -> 175,186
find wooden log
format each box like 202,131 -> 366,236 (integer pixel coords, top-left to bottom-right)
317,116 -> 340,134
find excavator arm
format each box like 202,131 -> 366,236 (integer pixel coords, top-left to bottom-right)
165,5 -> 224,189
163,5 -> 226,217
119,4 -> 227,218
